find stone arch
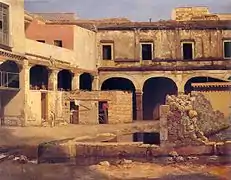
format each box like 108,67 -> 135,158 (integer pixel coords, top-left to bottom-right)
100,74 -> 141,90
0,60 -> 20,88
142,77 -> 178,120
79,73 -> 94,91
184,76 -> 226,94
58,69 -> 72,91
30,65 -> 49,90
101,77 -> 137,120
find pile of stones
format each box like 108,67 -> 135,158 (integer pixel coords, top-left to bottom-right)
165,93 -> 229,146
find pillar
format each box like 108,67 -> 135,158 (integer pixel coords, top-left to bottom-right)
19,60 -> 30,126
135,90 -> 143,120
92,75 -> 99,91
72,72 -> 80,91
48,68 -> 58,91
159,105 -> 169,146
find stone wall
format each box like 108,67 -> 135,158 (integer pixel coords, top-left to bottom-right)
171,7 -> 210,21
65,90 -> 133,125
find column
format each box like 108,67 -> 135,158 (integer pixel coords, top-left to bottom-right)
135,90 -> 143,120
72,72 -> 80,91
48,68 -> 58,91
159,105 -> 169,146
92,75 -> 100,91
19,60 -> 30,126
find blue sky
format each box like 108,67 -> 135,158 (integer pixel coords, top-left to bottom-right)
25,0 -> 231,21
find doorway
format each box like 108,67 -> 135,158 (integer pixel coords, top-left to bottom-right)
98,101 -> 108,124
70,101 -> 79,124
41,93 -> 48,122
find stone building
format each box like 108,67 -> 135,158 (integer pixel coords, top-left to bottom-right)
0,1 -> 230,126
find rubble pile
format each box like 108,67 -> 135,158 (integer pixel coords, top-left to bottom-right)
166,93 -> 229,146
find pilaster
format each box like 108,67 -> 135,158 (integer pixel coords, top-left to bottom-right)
72,72 -> 80,91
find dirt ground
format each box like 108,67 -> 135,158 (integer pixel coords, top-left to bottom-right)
0,160 -> 230,180
0,121 -> 230,180
0,121 -> 159,147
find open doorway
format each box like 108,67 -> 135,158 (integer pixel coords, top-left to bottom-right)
70,101 -> 79,124
41,93 -> 48,122
98,101 -> 108,124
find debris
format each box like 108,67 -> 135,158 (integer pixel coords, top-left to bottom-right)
175,156 -> 185,162
187,156 -> 199,161
117,159 -> 133,165
0,154 -> 8,162
169,151 -> 179,157
99,161 -> 110,167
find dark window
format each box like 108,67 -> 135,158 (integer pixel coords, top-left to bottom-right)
102,45 -> 112,60
54,40 -> 63,47
141,43 -> 153,60
182,43 -> 193,60
0,3 -> 9,46
224,41 -> 231,58
37,40 -> 45,43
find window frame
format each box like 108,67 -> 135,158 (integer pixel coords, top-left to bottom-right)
140,42 -> 154,61
0,2 -> 9,47
223,40 -> 231,59
181,41 -> 195,60
54,40 -> 63,47
101,43 -> 113,60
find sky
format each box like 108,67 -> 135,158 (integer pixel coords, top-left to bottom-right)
25,0 -> 231,21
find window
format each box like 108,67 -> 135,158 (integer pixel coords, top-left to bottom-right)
54,40 -> 63,47
0,3 -> 9,46
181,41 -> 194,60
102,44 -> 113,60
223,40 -> 231,59
140,43 -> 153,60
37,40 -> 45,43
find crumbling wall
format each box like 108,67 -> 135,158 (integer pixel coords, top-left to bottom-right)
165,93 -> 229,146
67,90 -> 132,125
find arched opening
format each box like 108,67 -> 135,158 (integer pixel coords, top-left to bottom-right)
143,77 -> 178,120
184,76 -> 225,94
101,77 -> 137,120
30,65 -> 49,90
0,60 -> 19,88
228,76 -> 231,81
79,73 -> 93,91
58,69 -> 72,91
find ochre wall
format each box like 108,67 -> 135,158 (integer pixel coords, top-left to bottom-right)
26,91 -> 41,126
74,26 -> 97,70
197,91 -> 231,118
1,0 -> 25,53
97,29 -> 231,64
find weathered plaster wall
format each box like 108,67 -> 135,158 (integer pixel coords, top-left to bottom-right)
97,29 -> 231,64
26,20 -> 75,50
1,0 -> 25,53
74,26 -> 97,70
26,91 -> 41,126
1,91 -> 22,126
25,39 -> 77,65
